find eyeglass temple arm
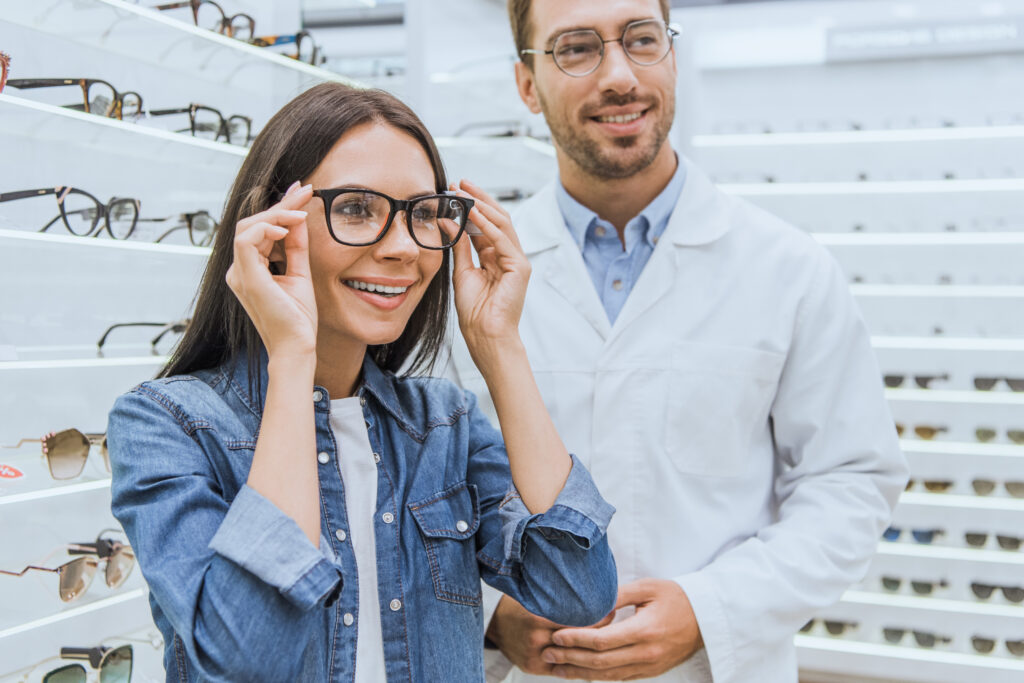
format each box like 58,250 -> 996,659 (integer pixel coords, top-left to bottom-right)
59,647 -> 106,669
97,322 -> 171,350
154,222 -> 188,243
153,1 -> 193,10
147,107 -> 192,117
4,79 -> 81,89
151,320 -> 189,348
0,188 -> 59,203
0,565 -> 60,577
2,438 -> 42,448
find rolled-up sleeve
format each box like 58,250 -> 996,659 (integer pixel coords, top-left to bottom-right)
209,485 -> 341,610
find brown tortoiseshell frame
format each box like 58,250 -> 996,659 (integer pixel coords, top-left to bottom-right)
2,78 -> 142,120
0,52 -> 10,94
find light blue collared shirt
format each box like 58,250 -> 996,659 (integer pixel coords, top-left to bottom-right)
555,157 -> 687,324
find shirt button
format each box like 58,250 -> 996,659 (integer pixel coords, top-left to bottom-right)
335,529 -> 347,542
389,599 -> 402,611
359,397 -> 366,406
382,512 -> 394,524
317,452 -> 330,464
373,452 -> 381,463
612,279 -> 624,291
312,390 -> 323,402
653,235 -> 660,245
456,520 -> 469,533
594,226 -> 606,237
343,613 -> 354,626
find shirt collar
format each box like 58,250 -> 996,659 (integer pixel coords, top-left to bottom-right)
554,152 -> 687,250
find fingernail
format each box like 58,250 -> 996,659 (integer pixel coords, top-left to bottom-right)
301,183 -> 313,192
286,210 -> 307,218
551,634 -> 564,646
286,180 -> 301,195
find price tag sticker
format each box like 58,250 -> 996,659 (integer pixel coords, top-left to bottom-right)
0,464 -> 24,479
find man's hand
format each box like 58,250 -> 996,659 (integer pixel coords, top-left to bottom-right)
541,578 -> 703,680
487,595 -> 563,675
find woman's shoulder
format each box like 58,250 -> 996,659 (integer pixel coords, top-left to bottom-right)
377,373 -> 478,435
111,367 -> 237,429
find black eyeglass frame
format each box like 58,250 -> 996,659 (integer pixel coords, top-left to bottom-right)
0,186 -> 140,239
154,0 -> 255,40
520,18 -> 680,77
147,103 -> 252,146
250,30 -> 325,65
4,78 -> 142,120
97,320 -> 190,353
139,210 -> 218,246
313,188 -> 475,250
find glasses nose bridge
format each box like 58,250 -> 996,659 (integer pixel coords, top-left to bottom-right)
376,199 -> 420,254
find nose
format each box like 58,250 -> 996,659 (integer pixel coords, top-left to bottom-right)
373,210 -> 420,262
595,41 -> 640,95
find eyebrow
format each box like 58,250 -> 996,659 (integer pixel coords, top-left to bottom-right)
323,184 -> 438,201
542,16 -> 660,48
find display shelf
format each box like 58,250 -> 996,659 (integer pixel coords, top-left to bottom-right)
891,492 -> 1024,539
887,389 -> 1024,447
797,635 -> 1024,683
0,94 -> 246,166
0,480 -> 112,509
870,541 -> 1024,591
872,336 -> 1024,383
691,125 -> 1024,183
901,440 -> 1024,484
0,588 -> 151,676
721,178 -> 1024,197
0,228 -> 205,352
435,136 -> 556,201
3,0 -> 363,98
850,285 -> 1024,338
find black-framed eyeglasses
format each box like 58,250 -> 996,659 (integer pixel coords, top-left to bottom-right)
154,0 -> 255,40
520,18 -> 679,77
0,186 -> 140,239
97,319 -> 190,354
46,644 -> 133,683
4,78 -> 142,120
139,210 -> 218,246
882,628 -> 951,648
313,188 -> 475,250
148,103 -> 252,145
0,51 -> 10,94
250,30 -> 325,65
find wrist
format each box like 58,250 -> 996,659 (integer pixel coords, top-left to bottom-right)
267,352 -> 316,380
466,335 -> 526,374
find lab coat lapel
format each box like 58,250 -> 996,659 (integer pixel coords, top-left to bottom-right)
608,158 -> 733,342
517,185 -> 613,340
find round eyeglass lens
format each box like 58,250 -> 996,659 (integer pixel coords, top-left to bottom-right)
226,116 -> 250,145
190,212 -> 217,246
43,664 -> 87,683
192,107 -> 223,141
100,645 -> 133,683
622,19 -> 672,64
411,196 -> 466,248
297,34 -> 315,64
328,191 -> 390,245
105,545 -> 135,588
59,190 -> 101,237
58,557 -> 97,602
121,93 -> 142,119
87,82 -> 117,118
107,199 -> 138,240
195,1 -> 226,32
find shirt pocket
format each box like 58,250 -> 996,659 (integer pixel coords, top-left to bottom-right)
665,343 -> 785,477
408,481 -> 482,606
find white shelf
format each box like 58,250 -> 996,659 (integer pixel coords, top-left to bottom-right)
435,137 -> 557,199
721,178 -> 1024,197
886,389 -> 1024,406
817,233 -> 1024,246
0,479 -> 112,508
4,0 -> 364,97
693,126 -> 1024,148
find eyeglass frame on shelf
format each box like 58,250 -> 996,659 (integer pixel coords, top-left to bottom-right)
0,51 -> 10,94
153,0 -> 255,40
312,188 -> 476,250
147,103 -> 252,146
138,210 -> 218,246
4,78 -> 142,119
3,428 -> 109,480
97,319 -> 191,354
250,30 -> 325,65
520,18 -> 680,77
0,186 -> 141,239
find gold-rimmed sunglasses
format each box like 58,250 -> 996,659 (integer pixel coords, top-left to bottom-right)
3,428 -> 108,480
0,532 -> 135,602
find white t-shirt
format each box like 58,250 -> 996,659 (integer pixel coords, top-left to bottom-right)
329,397 -> 387,681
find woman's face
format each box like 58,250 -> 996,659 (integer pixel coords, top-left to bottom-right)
301,122 -> 444,353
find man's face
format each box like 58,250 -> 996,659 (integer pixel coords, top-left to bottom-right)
516,0 -> 677,180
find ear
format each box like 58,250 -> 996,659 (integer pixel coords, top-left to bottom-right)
514,61 -> 543,115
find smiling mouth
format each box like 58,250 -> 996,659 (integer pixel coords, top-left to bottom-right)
343,280 -> 410,298
593,110 -> 646,124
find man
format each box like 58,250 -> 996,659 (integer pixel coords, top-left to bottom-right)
447,0 -> 909,681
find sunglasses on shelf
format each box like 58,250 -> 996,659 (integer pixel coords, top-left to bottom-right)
964,532 -> 1023,550
883,628 -> 951,648
147,103 -> 252,146
3,428 -> 108,480
154,0 -> 255,40
974,377 -> 1024,391
972,636 -> 1024,656
884,373 -> 949,389
0,532 -> 135,603
43,644 -> 133,683
880,576 -> 948,595
882,527 -> 943,544
0,51 -> 10,94
894,423 -> 947,440
96,320 -> 190,354
0,186 -> 140,239
798,619 -> 857,636
4,78 -> 142,120
975,427 -> 1024,445
250,30 -> 325,65
971,479 -> 1024,497
140,210 -> 218,246
971,582 -> 1024,602
904,479 -> 954,493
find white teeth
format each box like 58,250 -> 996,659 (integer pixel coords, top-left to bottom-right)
597,112 -> 642,124
344,280 -> 409,295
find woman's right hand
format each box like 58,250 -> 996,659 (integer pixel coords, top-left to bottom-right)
225,181 -> 318,360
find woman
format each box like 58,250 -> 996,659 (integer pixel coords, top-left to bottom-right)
107,83 -> 617,682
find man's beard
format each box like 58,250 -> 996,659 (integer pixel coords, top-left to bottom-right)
540,93 -> 674,180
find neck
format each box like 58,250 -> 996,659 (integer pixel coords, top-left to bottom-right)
558,143 -> 678,233
313,332 -> 366,399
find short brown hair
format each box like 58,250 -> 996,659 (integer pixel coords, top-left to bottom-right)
509,0 -> 671,68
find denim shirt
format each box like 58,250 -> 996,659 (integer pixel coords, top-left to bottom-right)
107,352 -> 617,682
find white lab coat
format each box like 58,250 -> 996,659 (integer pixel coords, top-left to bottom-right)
448,157 -> 908,683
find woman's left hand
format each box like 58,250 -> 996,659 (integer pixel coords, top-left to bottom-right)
450,179 -> 531,361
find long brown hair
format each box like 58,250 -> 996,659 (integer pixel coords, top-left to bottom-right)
161,83 -> 452,383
